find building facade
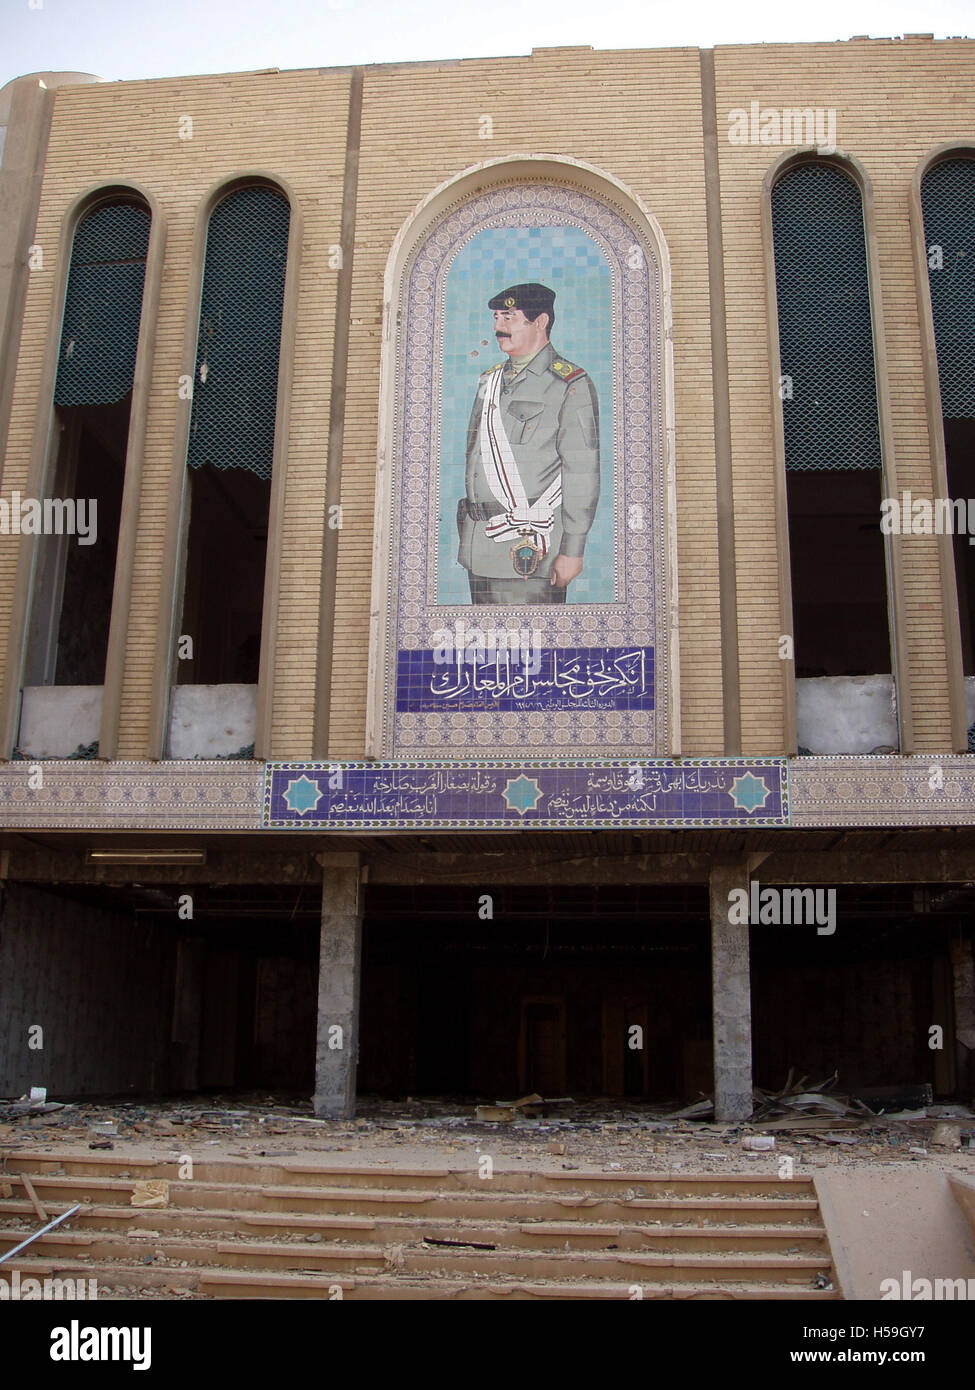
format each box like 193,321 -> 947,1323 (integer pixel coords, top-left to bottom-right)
0,36 -> 974,1118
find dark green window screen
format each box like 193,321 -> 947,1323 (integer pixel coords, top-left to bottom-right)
771,163 -> 881,471
187,185 -> 290,480
53,201 -> 150,407
921,158 -> 975,417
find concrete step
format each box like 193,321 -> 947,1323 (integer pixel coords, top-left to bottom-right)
0,1226 -> 832,1285
1,1153 -> 814,1199
2,1173 -> 824,1223
0,1153 -> 839,1300
5,1255 -> 840,1301
0,1198 -> 830,1253
197,1268 -> 839,1301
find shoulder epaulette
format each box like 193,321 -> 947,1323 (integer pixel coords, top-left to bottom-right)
550,357 -> 585,383
480,362 -> 505,377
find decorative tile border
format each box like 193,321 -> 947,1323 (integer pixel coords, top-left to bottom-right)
0,762 -> 263,830
789,755 -> 975,827
4,756 -> 975,833
263,759 -> 789,830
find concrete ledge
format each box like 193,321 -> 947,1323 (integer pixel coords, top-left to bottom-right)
947,1172 -> 975,1242
18,685 -> 102,757
797,675 -> 897,754
168,685 -> 257,759
815,1166 -> 975,1300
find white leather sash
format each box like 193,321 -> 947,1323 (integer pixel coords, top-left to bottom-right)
478,366 -> 561,555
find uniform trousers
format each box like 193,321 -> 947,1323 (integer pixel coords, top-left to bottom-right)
467,574 -> 568,605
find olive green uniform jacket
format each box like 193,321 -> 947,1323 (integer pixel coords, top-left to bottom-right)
457,341 -> 600,581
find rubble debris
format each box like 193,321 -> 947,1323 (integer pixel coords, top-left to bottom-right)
786,1093 -> 849,1115
475,1106 -> 514,1123
852,1084 -> 934,1115
497,1093 -> 543,1112
755,1074 -> 851,1118
930,1124 -> 962,1150
669,1099 -> 714,1119
131,1180 -> 170,1208
759,1115 -> 864,1132
2,1092 -> 68,1116
0,1089 -> 972,1183
479,1093 -> 575,1121
423,1237 -> 497,1251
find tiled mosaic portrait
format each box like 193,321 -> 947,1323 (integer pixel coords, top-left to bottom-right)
376,180 -> 670,758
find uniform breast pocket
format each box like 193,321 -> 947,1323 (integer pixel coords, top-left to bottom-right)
506,400 -> 545,445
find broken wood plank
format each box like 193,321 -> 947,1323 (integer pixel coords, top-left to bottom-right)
784,1093 -> 851,1115
19,1173 -> 47,1223
496,1093 -> 543,1110
758,1115 -> 866,1131
475,1106 -> 514,1123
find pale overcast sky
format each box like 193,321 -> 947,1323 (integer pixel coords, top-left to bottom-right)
1,0 -> 973,89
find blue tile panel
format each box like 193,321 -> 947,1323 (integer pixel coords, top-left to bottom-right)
263,759 -> 790,830
395,646 -> 654,712
439,223 -> 614,605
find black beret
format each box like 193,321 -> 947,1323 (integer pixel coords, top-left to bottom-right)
488,282 -> 556,318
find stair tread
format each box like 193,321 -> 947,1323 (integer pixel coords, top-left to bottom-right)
0,1201 -> 826,1238
4,1256 -> 839,1299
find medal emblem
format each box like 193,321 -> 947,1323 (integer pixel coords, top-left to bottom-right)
511,531 -> 542,577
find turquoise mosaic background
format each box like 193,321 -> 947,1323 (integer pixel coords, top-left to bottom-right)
437,224 -> 614,604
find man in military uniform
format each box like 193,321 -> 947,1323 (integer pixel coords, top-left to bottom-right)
457,282 -> 600,604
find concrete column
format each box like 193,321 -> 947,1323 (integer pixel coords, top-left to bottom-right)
313,863 -> 362,1118
709,859 -> 753,1122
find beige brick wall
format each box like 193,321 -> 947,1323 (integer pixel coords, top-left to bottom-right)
0,69 -> 350,757
2,38 -> 972,764
713,37 -> 975,753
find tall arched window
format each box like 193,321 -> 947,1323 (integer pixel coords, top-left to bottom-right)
920,158 -> 975,695
24,196 -> 151,691
176,184 -> 290,695
771,161 -> 894,751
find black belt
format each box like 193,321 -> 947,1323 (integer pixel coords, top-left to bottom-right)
460,497 -> 547,521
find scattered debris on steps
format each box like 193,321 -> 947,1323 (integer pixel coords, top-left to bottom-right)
0,1153 -> 841,1301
